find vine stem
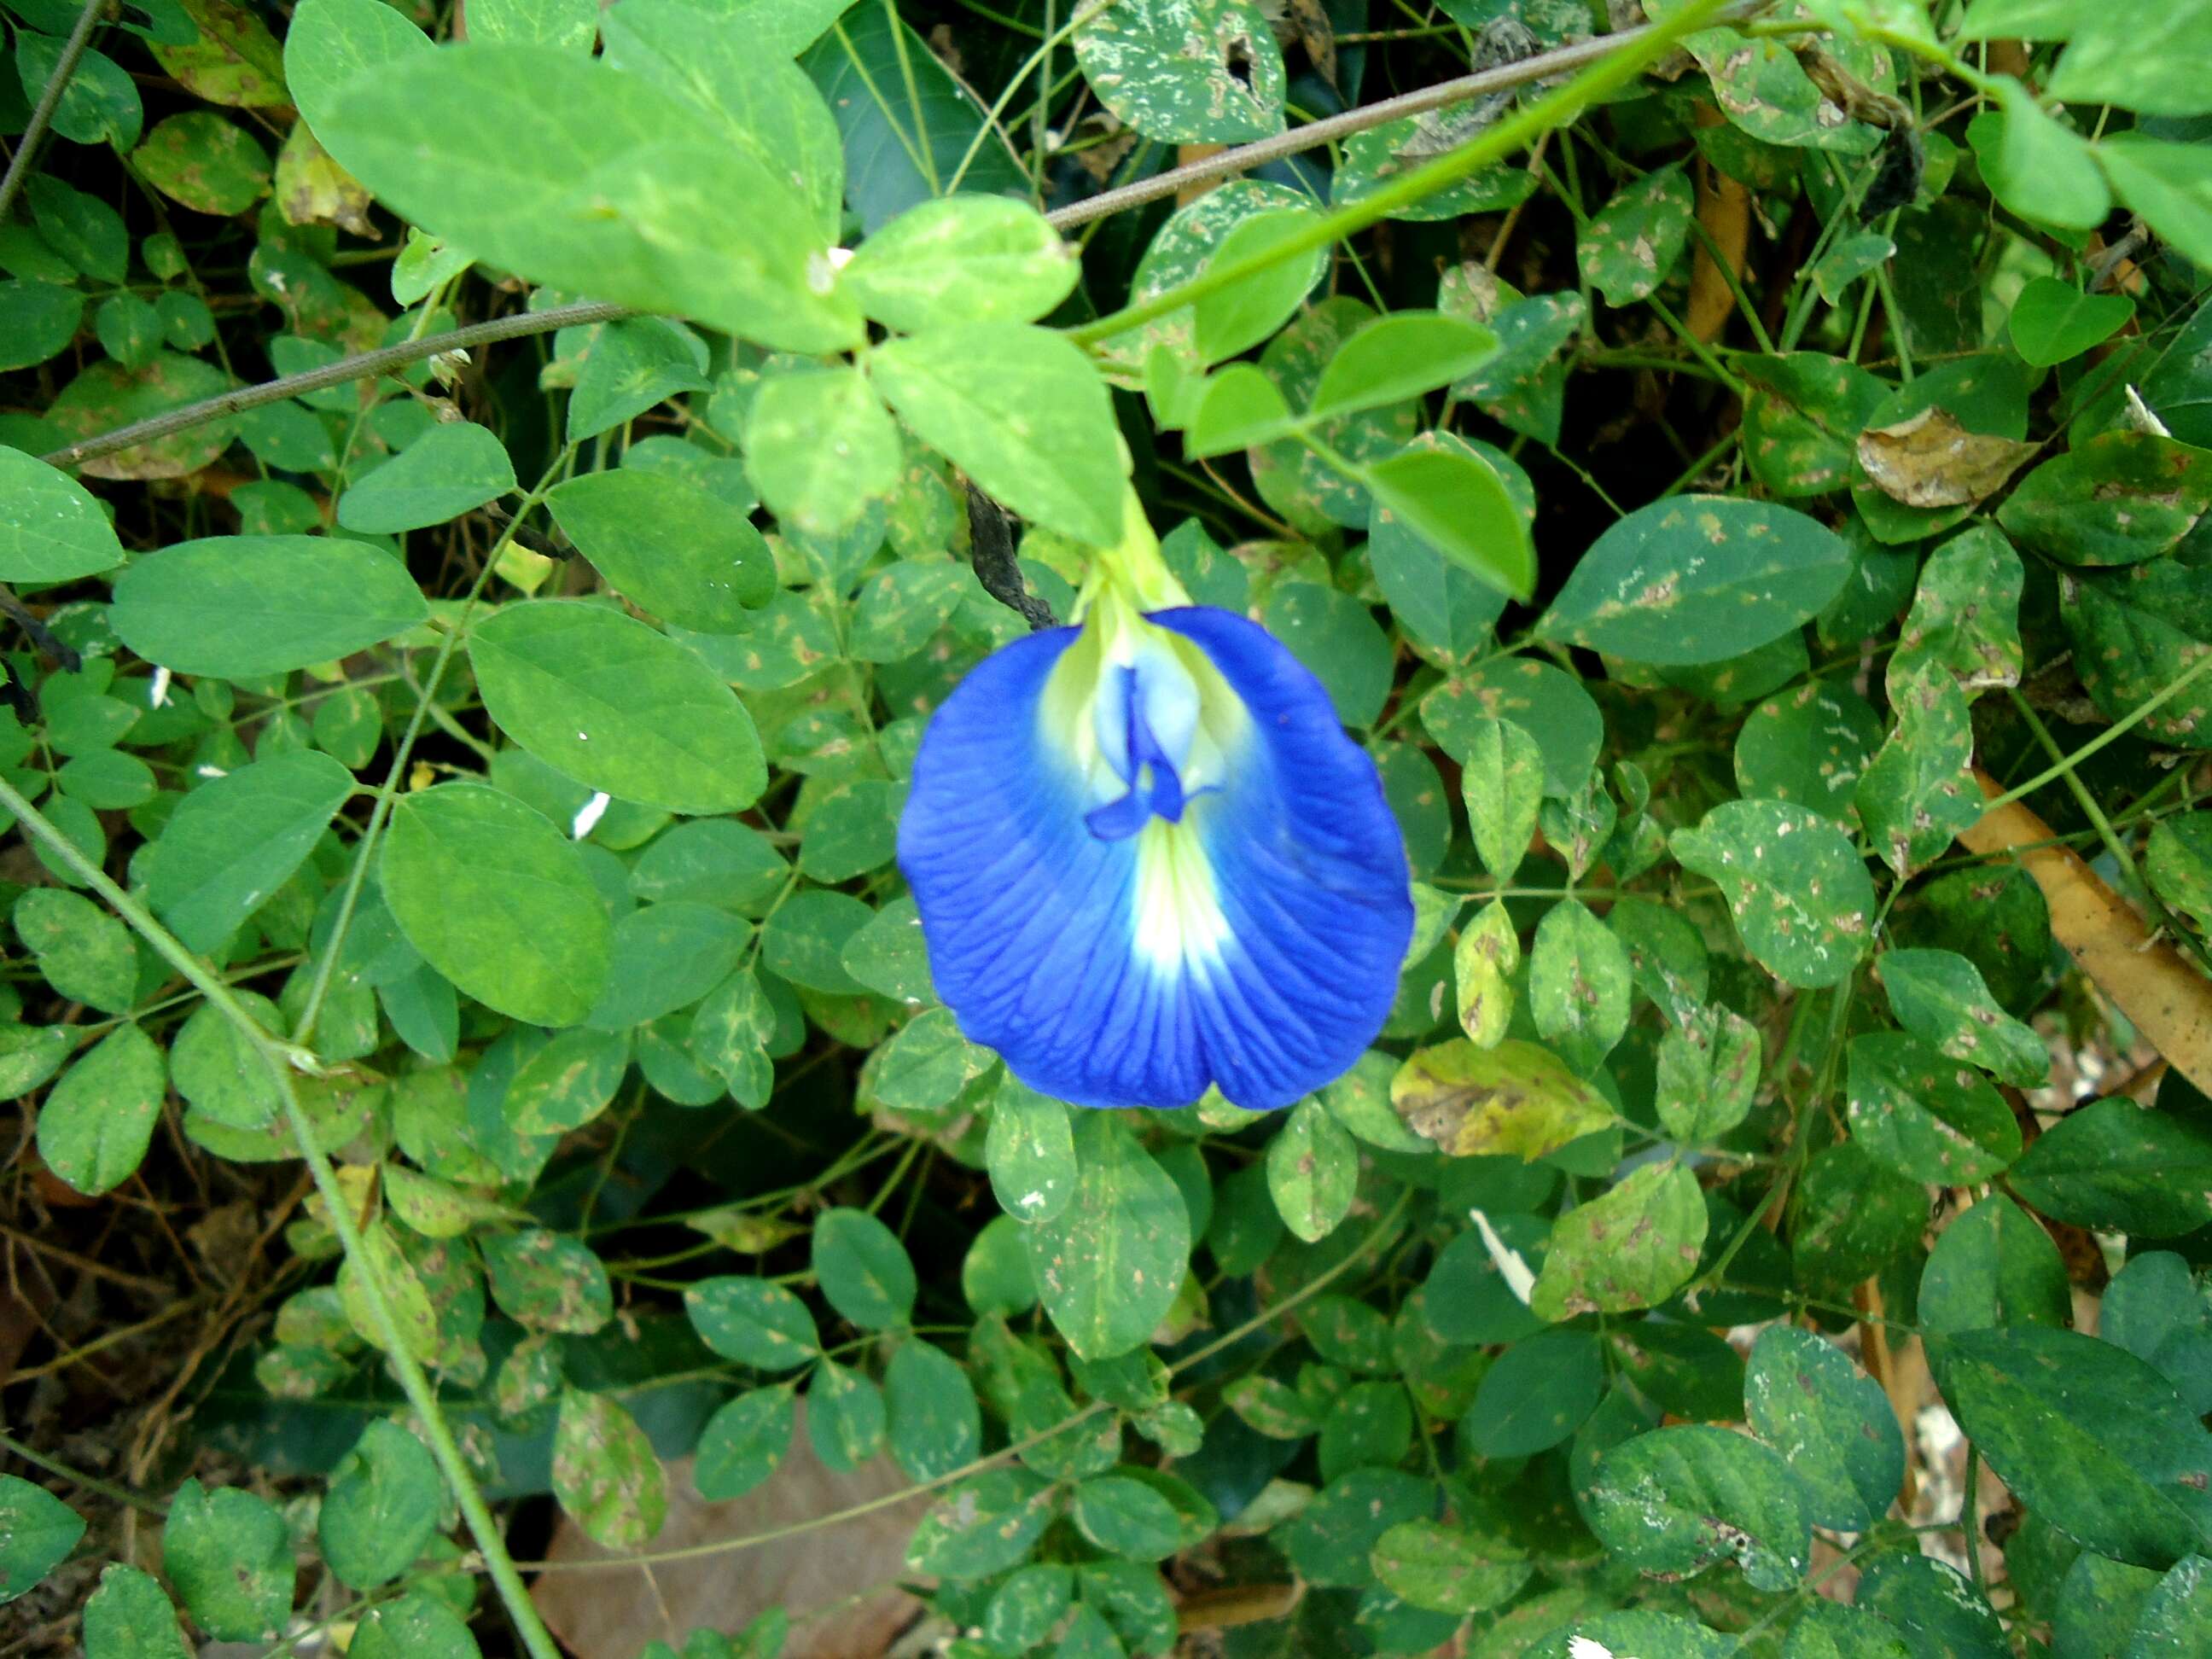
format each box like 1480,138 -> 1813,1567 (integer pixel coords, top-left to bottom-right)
0,0 -> 108,225
287,445 -> 575,1047
39,0 -> 1763,473
0,777 -> 565,1659
529,1187 -> 1415,1573
39,303 -> 624,472
1067,0 -> 1754,346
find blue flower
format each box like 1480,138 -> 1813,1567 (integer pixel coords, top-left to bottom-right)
897,516 -> 1412,1111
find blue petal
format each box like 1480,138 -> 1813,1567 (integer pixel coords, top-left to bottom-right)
897,606 -> 1412,1110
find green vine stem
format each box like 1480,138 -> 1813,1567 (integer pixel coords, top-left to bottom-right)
42,0 -> 1760,474
0,775 -> 566,1659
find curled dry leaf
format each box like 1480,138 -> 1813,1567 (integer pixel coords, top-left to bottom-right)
1956,770 -> 2212,1097
1856,407 -> 2039,509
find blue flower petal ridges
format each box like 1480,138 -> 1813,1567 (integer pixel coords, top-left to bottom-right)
897,510 -> 1412,1111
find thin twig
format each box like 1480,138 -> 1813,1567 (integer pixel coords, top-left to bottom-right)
40,302 -> 625,471
38,3 -> 1767,475
0,0 -> 108,226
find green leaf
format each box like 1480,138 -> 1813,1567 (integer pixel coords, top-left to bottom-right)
741,365 -> 900,542
2049,10 -> 2212,114
905,1467 -> 1057,1579
1530,1161 -> 1705,1319
325,45 -> 859,351
871,1007 -> 996,1113
1858,677 -> 1982,880
1528,898 -> 1631,1075
37,1024 -> 164,1197
1363,440 -> 1534,600
1970,92 -> 2109,231
1736,351 -> 1891,498
806,1356 -> 885,1470
798,3 -> 1025,232
1845,1029 -> 2022,1184
2007,1097 -> 2212,1237
2103,1253 -> 2212,1415
843,196 -> 1078,333
761,888 -> 873,994
541,469 -> 774,631
812,1207 -> 917,1330
1259,580 -> 1394,727
1929,1326 -> 2212,1567
1537,495 -> 1851,666
585,902 -> 751,1031
319,1420 -> 442,1590
1453,899 -> 1520,1048
869,323 -> 1126,547
1310,311 -> 1496,421
1191,207 -> 1324,364
0,282 -> 84,374
797,779 -> 902,882
685,1276 -> 819,1371
148,749 -> 355,954
1390,1038 -> 1614,1160
1366,434 -> 1524,656
1185,363 -> 1298,457
336,422 -> 515,533
1918,1192 -> 2071,1337
1024,1114 -> 1190,1361
82,1566 -> 189,1659
1877,947 -> 2048,1087
469,602 -> 765,813
987,1077 -> 1078,1225
563,318 -> 708,444
1266,1097 -> 1359,1244
161,1480 -> 293,1641
1070,1476 -> 1182,1562
1655,1006 -> 1761,1144
467,0 -> 597,49
14,887 -> 137,1014
1577,163 -> 1695,306
553,1388 -> 666,1550
1073,0 -> 1286,143
2151,812 -> 2212,941
285,0 -> 432,169
1371,1519 -> 1531,1617
1856,1555 -> 2007,1656
1672,800 -> 1873,988
1777,1601 -> 1912,1658
2127,1557 -> 2212,1655
2062,564 -> 2212,749
0,446 -> 123,583
1423,659 -> 1604,797
886,1340 -> 982,1482
2097,136 -> 2212,276
1733,680 -> 1883,823
694,1387 -> 795,1501
1587,1424 -> 1810,1591
344,1592 -> 481,1659
111,534 -> 428,678
1456,716 -> 1543,881
380,783 -> 613,1027
1743,1327 -> 1905,1532
2009,275 -> 2135,368
597,0 -> 842,235
2000,432 -> 2212,568
1790,1140 -> 1927,1298
1277,1468 -> 1434,1589
503,1028 -> 629,1137
0,1476 -> 84,1604
133,111 -> 271,216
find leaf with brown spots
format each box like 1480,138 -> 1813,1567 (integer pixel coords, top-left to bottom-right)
1856,405 -> 2036,509
1388,1038 -> 1615,1161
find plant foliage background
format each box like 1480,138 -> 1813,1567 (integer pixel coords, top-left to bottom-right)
4,0 -> 2212,1654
